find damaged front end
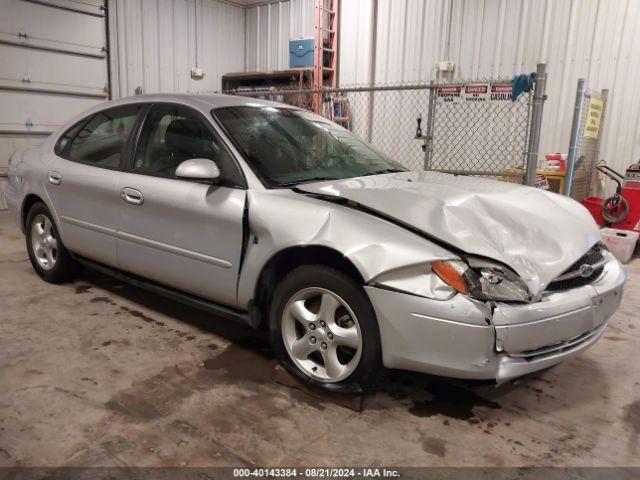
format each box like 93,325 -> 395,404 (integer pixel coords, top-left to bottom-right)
367,246 -> 625,383
239,181 -> 626,384
297,170 -> 606,297
490,248 -> 625,382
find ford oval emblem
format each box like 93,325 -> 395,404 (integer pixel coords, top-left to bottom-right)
579,264 -> 594,278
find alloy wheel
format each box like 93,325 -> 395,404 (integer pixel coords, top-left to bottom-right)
31,214 -> 58,271
281,287 -> 363,383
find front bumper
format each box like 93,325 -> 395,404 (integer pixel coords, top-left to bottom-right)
365,257 -> 626,383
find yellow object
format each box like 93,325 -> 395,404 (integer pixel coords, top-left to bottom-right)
542,170 -> 566,194
501,168 -> 577,194
583,97 -> 603,139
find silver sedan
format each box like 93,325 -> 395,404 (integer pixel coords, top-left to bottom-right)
5,94 -> 626,389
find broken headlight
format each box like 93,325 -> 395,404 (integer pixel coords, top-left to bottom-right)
431,258 -> 530,302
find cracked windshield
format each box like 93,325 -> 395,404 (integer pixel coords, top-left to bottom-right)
213,105 -> 406,187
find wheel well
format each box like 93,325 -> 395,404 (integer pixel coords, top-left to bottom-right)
252,246 -> 364,327
21,194 -> 45,231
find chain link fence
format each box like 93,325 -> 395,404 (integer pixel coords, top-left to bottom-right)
225,84 -> 431,171
223,72 -> 544,184
428,83 -> 532,182
566,79 -> 608,201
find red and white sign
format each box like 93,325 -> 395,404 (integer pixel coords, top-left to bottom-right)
463,83 -> 490,102
490,83 -> 513,102
437,83 -> 515,103
437,85 -> 462,103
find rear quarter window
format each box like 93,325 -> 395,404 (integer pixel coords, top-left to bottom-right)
54,119 -> 87,157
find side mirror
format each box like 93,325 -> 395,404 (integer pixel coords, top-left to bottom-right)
175,158 -> 220,182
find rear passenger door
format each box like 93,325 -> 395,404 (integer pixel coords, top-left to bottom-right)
47,104 -> 142,267
116,103 -> 247,307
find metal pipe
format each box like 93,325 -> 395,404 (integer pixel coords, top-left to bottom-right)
104,0 -> 113,100
232,82 -> 468,97
524,63 -> 547,186
423,82 -> 436,170
231,79 -> 514,97
444,0 -> 454,60
366,0 -> 378,143
335,0 -> 341,87
564,78 -> 587,196
430,169 -> 525,178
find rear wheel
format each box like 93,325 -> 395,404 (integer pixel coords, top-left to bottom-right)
269,265 -> 382,390
25,202 -> 78,283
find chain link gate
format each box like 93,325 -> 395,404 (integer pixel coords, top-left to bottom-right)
565,78 -> 608,201
223,66 -> 545,185
425,82 -> 533,181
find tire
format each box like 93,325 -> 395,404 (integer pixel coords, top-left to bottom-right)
602,195 -> 629,223
25,202 -> 79,283
269,265 -> 382,391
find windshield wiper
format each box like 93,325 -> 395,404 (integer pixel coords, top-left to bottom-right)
360,168 -> 406,177
276,176 -> 339,187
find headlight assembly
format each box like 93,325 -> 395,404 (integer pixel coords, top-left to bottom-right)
432,258 -> 530,302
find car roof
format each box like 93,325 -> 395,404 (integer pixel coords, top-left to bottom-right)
50,92 -> 303,147
103,93 -> 298,111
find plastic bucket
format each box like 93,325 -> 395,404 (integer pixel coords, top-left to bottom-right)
601,228 -> 639,263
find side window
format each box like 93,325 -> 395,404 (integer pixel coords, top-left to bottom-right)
133,104 -> 243,186
54,119 -> 87,156
67,105 -> 141,168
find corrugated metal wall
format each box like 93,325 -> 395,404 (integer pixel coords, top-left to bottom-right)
339,0 -> 374,85
109,0 -> 314,94
108,0 -> 245,98
0,0 -> 110,209
339,0 -> 640,182
15,0 -> 637,185
244,0 -> 314,71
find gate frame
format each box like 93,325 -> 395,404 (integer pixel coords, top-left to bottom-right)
564,78 -> 587,196
525,63 -> 548,186
564,78 -> 608,198
422,63 -> 546,185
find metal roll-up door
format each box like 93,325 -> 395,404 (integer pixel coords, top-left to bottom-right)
0,0 -> 110,209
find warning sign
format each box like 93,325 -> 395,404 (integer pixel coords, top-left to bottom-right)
437,85 -> 462,103
583,97 -> 603,139
463,83 -> 490,102
490,83 -> 513,102
437,83 -> 515,103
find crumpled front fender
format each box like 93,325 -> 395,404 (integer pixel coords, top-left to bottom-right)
236,189 -> 457,308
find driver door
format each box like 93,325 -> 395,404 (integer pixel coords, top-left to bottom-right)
116,103 -> 246,307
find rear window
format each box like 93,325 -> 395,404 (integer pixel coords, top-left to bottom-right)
64,105 -> 141,169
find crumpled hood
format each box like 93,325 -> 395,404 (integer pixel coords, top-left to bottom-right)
297,171 -> 602,295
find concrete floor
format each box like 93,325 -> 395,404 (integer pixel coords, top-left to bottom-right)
1,209 -> 639,468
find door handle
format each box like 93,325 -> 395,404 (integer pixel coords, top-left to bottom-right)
121,187 -> 144,205
48,171 -> 62,185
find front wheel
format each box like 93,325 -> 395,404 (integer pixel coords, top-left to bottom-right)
269,265 -> 382,390
25,202 -> 79,283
